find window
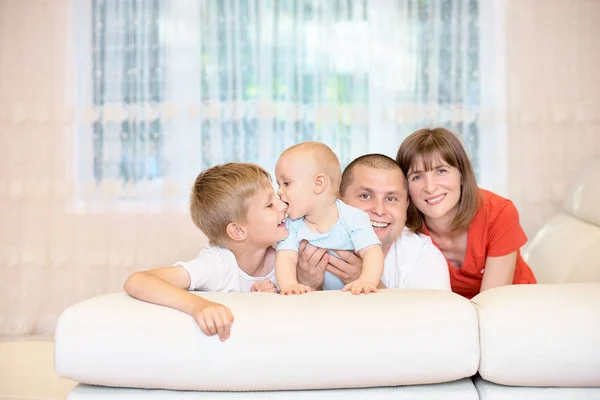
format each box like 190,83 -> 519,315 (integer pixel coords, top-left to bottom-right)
75,0 -> 501,209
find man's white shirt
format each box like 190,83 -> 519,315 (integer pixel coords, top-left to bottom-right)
382,228 -> 451,290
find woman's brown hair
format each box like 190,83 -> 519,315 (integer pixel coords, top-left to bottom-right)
396,127 -> 481,233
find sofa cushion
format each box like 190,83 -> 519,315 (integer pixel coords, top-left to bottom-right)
563,158 -> 600,228
523,158 -> 600,284
55,289 -> 479,391
68,378 -> 479,399
474,375 -> 600,400
523,213 -> 600,283
472,283 -> 600,387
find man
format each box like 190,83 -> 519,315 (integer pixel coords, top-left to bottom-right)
297,154 -> 450,290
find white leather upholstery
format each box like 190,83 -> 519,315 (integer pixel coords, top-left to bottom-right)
523,214 -> 600,283
55,289 -> 479,391
563,159 -> 600,227
523,158 -> 600,284
68,379 -> 479,399
471,283 -> 600,387
474,376 -> 600,400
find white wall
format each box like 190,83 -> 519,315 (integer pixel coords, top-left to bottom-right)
505,0 -> 600,237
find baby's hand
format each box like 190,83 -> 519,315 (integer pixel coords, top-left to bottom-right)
280,283 -> 312,295
192,300 -> 234,341
251,279 -> 278,293
342,279 -> 379,295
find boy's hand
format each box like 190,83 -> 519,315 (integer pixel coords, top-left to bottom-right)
251,279 -> 278,293
191,300 -> 234,341
280,283 -> 312,295
342,279 -> 379,295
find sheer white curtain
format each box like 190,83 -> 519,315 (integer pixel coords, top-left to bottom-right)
76,0 -> 491,209
0,0 -> 505,337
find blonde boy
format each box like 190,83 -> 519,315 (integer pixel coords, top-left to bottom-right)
275,142 -> 384,295
124,163 -> 288,341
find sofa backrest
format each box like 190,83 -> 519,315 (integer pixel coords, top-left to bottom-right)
55,290 -> 480,391
55,284 -> 600,391
523,159 -> 600,284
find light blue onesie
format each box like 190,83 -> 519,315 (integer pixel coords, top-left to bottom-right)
276,199 -> 381,290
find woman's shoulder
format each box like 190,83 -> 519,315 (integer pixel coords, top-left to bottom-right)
479,188 -> 518,212
476,188 -> 521,226
479,188 -> 510,204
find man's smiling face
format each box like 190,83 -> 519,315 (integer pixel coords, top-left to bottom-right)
341,165 -> 409,256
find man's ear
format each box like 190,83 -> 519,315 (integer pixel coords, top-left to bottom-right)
226,222 -> 247,242
313,173 -> 327,194
406,195 -> 410,210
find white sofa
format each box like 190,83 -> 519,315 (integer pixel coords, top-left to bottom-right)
522,158 -> 600,284
55,160 -> 600,399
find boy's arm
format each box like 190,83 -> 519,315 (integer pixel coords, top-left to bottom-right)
124,266 -> 194,312
124,266 -> 233,341
276,250 -> 310,295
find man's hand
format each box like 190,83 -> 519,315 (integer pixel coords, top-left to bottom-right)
327,250 -> 363,284
296,240 -> 329,290
280,283 -> 312,295
251,279 -> 279,293
191,300 -> 234,341
342,279 -> 379,295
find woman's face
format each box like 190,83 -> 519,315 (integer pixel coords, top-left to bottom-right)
406,156 -> 462,222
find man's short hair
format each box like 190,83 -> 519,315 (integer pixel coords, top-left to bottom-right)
190,162 -> 272,248
340,154 -> 408,196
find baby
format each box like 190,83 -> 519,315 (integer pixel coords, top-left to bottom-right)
274,142 -> 384,295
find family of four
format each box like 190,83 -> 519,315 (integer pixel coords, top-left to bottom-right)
124,127 -> 537,341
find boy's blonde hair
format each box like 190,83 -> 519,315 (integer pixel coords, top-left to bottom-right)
190,162 -> 272,248
396,127 -> 480,233
281,141 -> 342,194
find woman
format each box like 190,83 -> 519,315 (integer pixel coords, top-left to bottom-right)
396,127 -> 536,298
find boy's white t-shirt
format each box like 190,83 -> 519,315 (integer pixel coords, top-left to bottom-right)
174,246 -> 276,293
382,228 -> 451,290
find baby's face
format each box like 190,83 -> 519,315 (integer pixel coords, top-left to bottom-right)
275,152 -> 316,220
